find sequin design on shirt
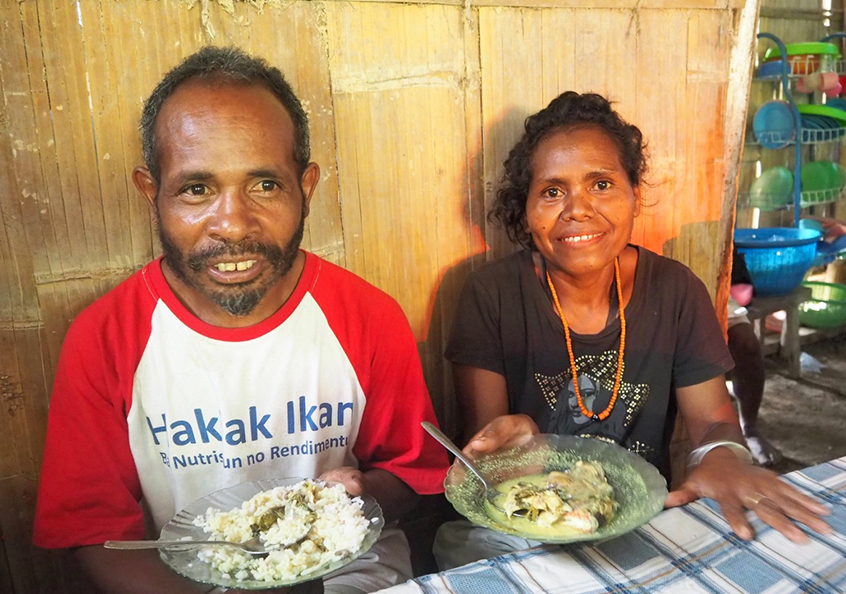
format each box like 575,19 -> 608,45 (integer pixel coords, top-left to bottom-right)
536,350 -> 649,437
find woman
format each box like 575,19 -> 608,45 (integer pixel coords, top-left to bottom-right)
435,92 -> 830,569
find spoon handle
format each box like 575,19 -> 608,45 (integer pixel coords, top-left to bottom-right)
421,422 -> 491,487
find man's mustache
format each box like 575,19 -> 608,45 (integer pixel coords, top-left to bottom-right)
186,241 -> 286,271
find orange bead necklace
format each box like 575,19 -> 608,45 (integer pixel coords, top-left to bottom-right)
546,257 -> 626,422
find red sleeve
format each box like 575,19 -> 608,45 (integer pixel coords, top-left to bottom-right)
311,261 -> 449,494
33,272 -> 154,548
353,299 -> 449,494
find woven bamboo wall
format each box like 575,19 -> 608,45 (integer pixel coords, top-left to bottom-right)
1,1 -> 756,592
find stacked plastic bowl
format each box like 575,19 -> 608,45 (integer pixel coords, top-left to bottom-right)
800,159 -> 846,206
761,42 -> 840,76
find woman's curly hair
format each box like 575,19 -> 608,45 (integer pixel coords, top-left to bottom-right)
489,92 -> 649,250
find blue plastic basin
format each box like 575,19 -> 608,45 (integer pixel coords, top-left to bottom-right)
734,227 -> 821,296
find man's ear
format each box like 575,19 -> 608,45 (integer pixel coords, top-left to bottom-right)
133,166 -> 158,212
300,162 -> 320,218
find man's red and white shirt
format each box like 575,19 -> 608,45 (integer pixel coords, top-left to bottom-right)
34,252 -> 447,548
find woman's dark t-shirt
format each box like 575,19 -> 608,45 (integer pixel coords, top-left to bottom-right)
445,247 -> 734,479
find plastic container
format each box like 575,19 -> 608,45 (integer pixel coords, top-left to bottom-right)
757,59 -> 790,79
799,160 -> 846,206
762,42 -> 840,75
748,166 -> 793,210
798,281 -> 846,328
753,101 -> 795,148
799,218 -> 824,233
734,228 -> 822,296
797,103 -> 846,123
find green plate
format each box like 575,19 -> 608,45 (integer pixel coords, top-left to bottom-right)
802,160 -> 838,193
444,434 -> 667,545
764,42 -> 840,60
797,104 -> 846,124
749,166 -> 793,209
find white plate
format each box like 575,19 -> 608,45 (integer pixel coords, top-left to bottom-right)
159,478 -> 384,590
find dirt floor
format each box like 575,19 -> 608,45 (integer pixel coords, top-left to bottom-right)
755,333 -> 846,475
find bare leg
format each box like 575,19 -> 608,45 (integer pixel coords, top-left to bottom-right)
727,322 -> 783,466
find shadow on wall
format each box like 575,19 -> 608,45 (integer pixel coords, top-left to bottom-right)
661,219 -> 729,304
416,105 -> 530,443
403,107 -> 530,577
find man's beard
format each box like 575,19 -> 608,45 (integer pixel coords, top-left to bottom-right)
157,207 -> 305,318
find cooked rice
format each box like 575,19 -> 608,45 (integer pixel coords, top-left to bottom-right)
192,479 -> 372,582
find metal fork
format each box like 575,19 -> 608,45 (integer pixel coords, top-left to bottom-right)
104,536 -> 268,556
421,421 -> 513,515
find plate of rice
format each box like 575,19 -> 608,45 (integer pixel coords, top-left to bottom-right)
159,477 -> 384,590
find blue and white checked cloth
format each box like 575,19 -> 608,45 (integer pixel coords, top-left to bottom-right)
379,457 -> 846,594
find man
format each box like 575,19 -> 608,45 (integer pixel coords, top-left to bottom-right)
33,46 -> 449,594
727,248 -> 782,465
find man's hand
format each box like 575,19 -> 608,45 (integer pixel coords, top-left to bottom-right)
665,447 -> 832,543
319,467 -> 417,521
462,414 -> 539,459
74,547 -> 208,593
319,467 -> 366,496
804,215 -> 846,240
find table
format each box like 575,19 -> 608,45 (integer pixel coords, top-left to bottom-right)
744,286 -> 811,379
377,457 -> 846,594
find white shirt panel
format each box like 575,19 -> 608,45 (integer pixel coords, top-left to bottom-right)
127,294 -> 364,531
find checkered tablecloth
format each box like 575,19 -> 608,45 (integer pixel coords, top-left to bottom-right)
378,457 -> 846,594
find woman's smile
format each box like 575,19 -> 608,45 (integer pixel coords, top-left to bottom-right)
558,232 -> 605,245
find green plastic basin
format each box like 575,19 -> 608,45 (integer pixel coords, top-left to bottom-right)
799,281 -> 846,328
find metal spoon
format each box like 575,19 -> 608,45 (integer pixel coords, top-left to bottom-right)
104,536 -> 268,557
421,421 -> 509,514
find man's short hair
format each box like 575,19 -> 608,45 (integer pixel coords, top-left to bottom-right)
140,46 -> 310,183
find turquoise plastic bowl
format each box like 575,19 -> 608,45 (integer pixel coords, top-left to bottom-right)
799,218 -> 824,233
753,101 -> 795,149
734,228 -> 821,296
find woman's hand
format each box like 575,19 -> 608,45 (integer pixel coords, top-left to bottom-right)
665,448 -> 831,543
462,414 -> 540,459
